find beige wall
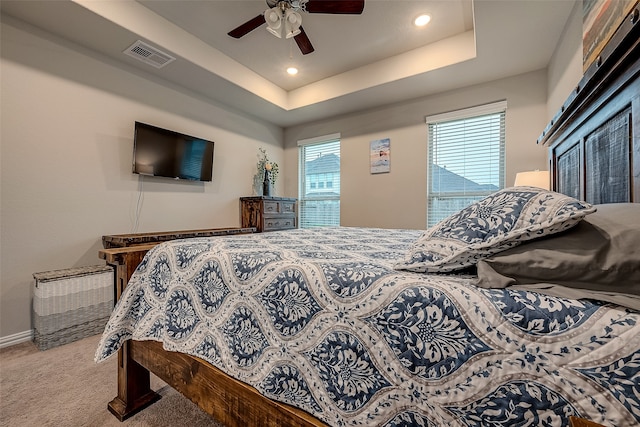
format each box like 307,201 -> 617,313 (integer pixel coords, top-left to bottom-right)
0,18 -> 283,339
547,1 -> 583,120
284,70 -> 550,229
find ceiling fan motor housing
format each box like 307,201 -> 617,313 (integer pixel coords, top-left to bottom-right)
267,0 -> 308,12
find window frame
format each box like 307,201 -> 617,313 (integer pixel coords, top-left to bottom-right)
297,133 -> 341,228
426,101 -> 507,227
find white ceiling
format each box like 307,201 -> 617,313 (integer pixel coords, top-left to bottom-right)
1,0 -> 577,127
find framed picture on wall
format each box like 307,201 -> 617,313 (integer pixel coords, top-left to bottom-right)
370,138 -> 390,174
582,0 -> 637,71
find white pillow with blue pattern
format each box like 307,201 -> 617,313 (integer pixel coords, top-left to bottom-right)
395,187 -> 596,273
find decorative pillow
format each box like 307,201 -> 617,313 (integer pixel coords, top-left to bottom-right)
394,186 -> 596,273
474,203 -> 640,309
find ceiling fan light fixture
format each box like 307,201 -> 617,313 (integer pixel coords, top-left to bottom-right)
284,9 -> 302,39
265,8 -> 283,38
414,14 -> 431,27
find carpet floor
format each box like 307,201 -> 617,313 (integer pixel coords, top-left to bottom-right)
0,334 -> 222,426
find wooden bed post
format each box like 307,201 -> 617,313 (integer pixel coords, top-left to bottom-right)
99,244 -> 161,421
107,340 -> 161,421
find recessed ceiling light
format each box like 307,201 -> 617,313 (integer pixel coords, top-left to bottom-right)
287,67 -> 298,75
414,14 -> 431,27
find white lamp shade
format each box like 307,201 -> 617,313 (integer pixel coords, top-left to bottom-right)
514,170 -> 550,190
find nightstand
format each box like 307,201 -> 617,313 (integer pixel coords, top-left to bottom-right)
240,196 -> 297,232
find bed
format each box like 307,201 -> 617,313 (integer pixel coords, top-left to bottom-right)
95,7 -> 640,427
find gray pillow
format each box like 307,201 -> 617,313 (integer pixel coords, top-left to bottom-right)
475,203 -> 640,309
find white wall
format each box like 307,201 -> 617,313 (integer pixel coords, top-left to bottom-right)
547,1 -> 583,120
0,18 -> 284,339
284,70 -> 550,229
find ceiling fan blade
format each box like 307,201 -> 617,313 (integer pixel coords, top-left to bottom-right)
306,0 -> 365,14
228,14 -> 266,38
294,27 -> 315,55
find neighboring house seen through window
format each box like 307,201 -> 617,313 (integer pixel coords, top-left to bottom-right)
427,101 -> 506,227
298,134 -> 340,228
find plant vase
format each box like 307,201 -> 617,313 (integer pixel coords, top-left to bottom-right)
263,169 -> 271,196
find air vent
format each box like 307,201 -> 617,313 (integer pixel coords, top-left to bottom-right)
123,40 -> 175,69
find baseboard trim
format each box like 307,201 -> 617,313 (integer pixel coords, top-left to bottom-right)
0,330 -> 33,349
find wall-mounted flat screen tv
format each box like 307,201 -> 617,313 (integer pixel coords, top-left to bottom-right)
132,121 -> 215,182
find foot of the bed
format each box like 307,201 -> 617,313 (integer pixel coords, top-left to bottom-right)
107,390 -> 161,421
107,341 -> 162,421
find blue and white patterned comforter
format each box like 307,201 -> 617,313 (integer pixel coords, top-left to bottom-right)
95,227 -> 640,427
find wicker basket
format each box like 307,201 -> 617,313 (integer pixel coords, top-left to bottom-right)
32,265 -> 113,350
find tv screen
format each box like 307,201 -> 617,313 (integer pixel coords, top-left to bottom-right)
132,121 -> 214,182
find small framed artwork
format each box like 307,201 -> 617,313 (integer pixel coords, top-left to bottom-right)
370,138 -> 390,174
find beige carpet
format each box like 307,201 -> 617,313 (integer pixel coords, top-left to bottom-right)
0,334 -> 223,426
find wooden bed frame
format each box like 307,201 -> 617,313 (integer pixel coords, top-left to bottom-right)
99,7 -> 640,427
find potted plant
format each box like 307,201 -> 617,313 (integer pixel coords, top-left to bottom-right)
254,147 -> 279,196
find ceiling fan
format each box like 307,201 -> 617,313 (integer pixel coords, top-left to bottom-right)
228,0 -> 365,55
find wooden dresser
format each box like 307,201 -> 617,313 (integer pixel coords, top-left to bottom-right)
240,196 -> 297,232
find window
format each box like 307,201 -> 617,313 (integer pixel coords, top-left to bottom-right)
298,134 -> 341,228
427,101 -> 506,227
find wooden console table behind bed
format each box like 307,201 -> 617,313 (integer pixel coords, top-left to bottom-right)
102,227 -> 256,248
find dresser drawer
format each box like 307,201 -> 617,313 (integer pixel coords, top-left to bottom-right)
263,200 -> 296,215
263,215 -> 296,231
280,201 -> 296,214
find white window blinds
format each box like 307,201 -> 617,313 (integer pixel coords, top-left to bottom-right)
298,134 -> 341,228
427,101 -> 506,227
